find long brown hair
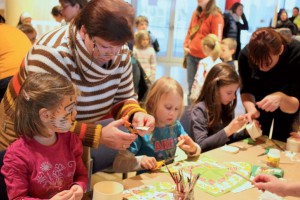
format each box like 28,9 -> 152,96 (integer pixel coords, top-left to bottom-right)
14,73 -> 78,138
74,0 -> 134,45
201,0 -> 222,19
194,63 -> 239,127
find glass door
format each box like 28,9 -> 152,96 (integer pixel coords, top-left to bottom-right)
132,0 -> 197,63
132,0 -> 225,63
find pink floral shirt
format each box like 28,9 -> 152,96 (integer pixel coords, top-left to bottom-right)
1,132 -> 88,199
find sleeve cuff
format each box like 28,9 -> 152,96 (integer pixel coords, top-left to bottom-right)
187,143 -> 201,157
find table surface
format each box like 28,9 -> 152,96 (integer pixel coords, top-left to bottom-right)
86,137 -> 300,200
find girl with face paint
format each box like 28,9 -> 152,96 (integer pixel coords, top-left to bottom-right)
1,73 -> 88,200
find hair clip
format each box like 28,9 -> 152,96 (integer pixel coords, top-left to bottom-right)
22,89 -> 30,101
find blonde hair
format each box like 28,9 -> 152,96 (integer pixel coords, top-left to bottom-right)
134,15 -> 148,27
221,38 -> 237,52
134,30 -> 151,49
201,34 -> 222,60
14,73 -> 79,138
144,76 -> 184,120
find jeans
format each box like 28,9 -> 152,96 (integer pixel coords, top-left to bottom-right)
186,54 -> 201,104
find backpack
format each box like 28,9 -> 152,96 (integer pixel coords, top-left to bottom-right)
223,11 -> 238,39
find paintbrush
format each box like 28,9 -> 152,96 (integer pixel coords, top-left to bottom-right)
231,171 -> 255,185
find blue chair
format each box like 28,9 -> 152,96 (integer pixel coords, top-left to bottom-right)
180,105 -> 192,136
0,150 -> 8,200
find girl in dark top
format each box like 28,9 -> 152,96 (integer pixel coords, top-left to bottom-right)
190,63 -> 248,152
239,27 -> 300,142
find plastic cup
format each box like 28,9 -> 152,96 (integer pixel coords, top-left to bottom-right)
266,148 -> 280,168
93,181 -> 124,200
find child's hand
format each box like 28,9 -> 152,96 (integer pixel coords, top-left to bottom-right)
141,156 -> 157,170
245,108 -> 260,122
70,185 -> 84,200
50,190 -> 75,200
177,135 -> 197,154
225,115 -> 248,136
290,131 -> 300,139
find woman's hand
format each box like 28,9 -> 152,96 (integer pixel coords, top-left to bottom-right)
256,92 -> 284,112
245,108 -> 260,122
140,156 -> 157,170
253,174 -> 287,197
101,118 -> 137,150
132,112 -> 155,136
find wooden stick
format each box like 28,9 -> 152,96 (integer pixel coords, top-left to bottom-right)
232,171 -> 255,185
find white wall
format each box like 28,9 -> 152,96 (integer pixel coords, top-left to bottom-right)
4,0 -> 61,40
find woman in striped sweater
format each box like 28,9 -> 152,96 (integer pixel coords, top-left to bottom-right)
0,0 -> 155,151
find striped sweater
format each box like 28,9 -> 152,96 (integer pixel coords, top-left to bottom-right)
2,24 -> 145,149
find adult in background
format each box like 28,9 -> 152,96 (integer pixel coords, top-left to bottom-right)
238,27 -> 300,142
231,3 -> 248,60
184,0 -> 224,104
276,9 -> 298,35
17,12 -> 32,26
0,0 -> 155,153
289,7 -> 299,23
17,24 -> 37,44
0,23 -> 32,102
59,0 -> 88,23
51,5 -> 66,26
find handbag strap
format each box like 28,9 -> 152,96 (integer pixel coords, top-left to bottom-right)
189,15 -> 203,40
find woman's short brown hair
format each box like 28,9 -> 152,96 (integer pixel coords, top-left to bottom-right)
248,27 -> 288,68
74,0 -> 135,45
14,73 -> 78,138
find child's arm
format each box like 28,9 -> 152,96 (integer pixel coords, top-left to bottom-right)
113,150 -> 156,172
71,134 -> 89,193
177,135 -> 201,157
1,147 -> 33,200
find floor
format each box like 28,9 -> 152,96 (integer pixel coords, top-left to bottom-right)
91,62 -> 245,188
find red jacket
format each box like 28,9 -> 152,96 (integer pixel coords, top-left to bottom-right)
184,10 -> 224,59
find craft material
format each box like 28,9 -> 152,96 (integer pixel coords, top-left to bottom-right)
164,162 -> 199,199
231,171 -> 255,185
257,147 -> 270,157
122,117 -> 149,134
220,145 -> 239,154
152,160 -> 164,171
266,148 -> 281,168
267,139 -> 285,151
135,126 -> 149,131
176,139 -> 185,147
151,156 -> 178,171
245,121 -> 262,140
251,165 -> 284,178
286,136 -> 300,152
268,118 -> 274,140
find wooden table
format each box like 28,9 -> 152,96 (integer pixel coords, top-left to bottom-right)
122,138 -> 300,200
85,137 -> 300,199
